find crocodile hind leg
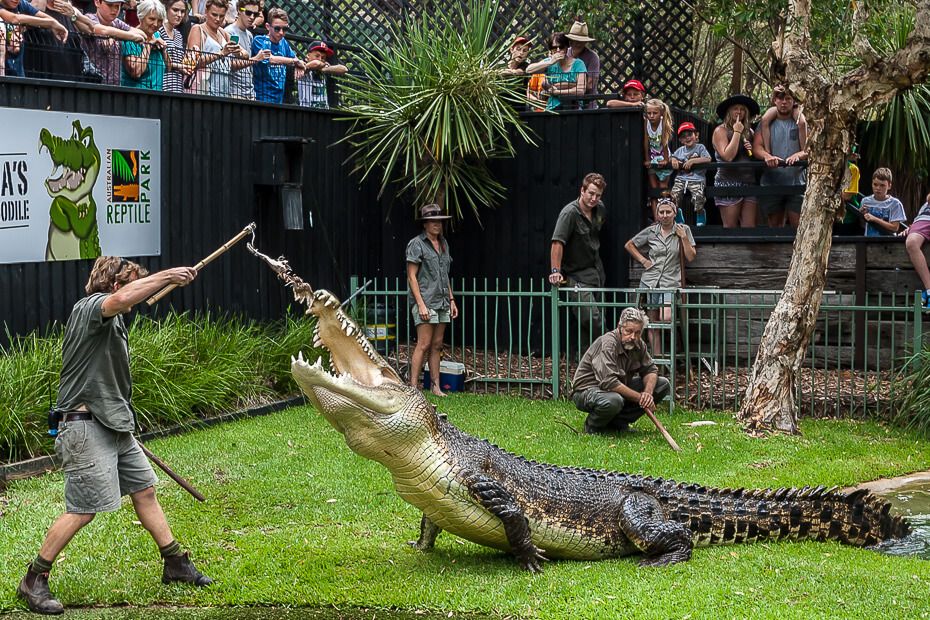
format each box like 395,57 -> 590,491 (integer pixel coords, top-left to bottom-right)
618,492 -> 693,567
462,470 -> 548,573
408,514 -> 442,551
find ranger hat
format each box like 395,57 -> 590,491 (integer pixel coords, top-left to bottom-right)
418,204 -> 452,221
715,93 -> 760,121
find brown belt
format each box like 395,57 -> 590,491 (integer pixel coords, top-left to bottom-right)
63,411 -> 93,422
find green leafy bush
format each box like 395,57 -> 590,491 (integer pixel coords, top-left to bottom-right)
0,312 -> 319,463
893,345 -> 930,436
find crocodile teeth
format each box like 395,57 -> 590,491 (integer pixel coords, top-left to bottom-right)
312,357 -> 323,370
345,325 -> 356,336
323,297 -> 338,308
297,350 -> 305,363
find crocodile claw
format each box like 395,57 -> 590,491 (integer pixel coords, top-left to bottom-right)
518,547 -> 549,573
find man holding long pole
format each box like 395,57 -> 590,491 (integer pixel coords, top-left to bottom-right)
18,257 -> 212,615
570,307 -> 678,450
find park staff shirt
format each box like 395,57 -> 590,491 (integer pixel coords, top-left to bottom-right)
571,331 -> 658,395
406,232 -> 452,311
551,199 -> 606,287
631,223 -> 696,289
56,293 -> 135,432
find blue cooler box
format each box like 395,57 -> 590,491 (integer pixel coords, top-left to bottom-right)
423,361 -> 466,392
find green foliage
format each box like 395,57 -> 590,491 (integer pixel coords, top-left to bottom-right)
2,398 -> 929,616
0,312 -> 319,463
339,0 -> 533,221
892,344 -> 930,436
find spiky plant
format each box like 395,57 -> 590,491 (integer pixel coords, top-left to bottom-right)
339,0 -> 534,221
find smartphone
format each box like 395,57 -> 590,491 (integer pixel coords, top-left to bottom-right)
230,34 -> 239,44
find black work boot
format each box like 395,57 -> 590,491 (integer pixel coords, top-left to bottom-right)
162,552 -> 213,586
17,567 -> 64,615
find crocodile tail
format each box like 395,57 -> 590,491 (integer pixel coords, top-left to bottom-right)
661,484 -> 910,548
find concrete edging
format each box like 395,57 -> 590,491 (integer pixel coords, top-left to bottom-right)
0,395 -> 306,485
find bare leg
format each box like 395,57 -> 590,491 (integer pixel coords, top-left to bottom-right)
37,513 -> 95,562
719,205 -> 739,228
648,174 -> 660,220
767,209 -> 786,228
428,322 -> 447,396
741,199 -> 758,228
786,210 -> 801,228
410,323 -> 435,390
906,234 -> 930,290
130,486 -> 174,547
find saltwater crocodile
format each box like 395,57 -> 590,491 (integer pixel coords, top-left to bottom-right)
251,251 -> 910,571
40,120 -> 102,260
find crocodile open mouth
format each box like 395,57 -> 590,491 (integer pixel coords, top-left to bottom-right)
303,289 -> 403,388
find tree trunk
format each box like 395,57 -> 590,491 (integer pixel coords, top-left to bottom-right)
730,42 -> 743,93
737,104 -> 854,434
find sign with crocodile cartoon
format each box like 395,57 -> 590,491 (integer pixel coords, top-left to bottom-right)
0,108 -> 160,264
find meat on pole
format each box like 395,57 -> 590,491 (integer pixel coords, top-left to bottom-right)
137,440 -> 206,502
146,223 -> 257,306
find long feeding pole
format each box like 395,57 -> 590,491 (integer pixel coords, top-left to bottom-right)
644,409 -> 681,452
146,223 -> 257,306
137,441 -> 206,501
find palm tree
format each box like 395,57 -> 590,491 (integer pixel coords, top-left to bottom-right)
339,0 -> 533,221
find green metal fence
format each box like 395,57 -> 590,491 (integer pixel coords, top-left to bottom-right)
349,277 -> 923,416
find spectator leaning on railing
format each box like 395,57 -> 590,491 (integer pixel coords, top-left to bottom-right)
0,0 -> 69,78
186,0 -> 241,96
297,40 -> 346,109
82,0 -> 146,86
0,16 -> 7,75
753,85 -> 808,228
250,6 -> 301,104
564,20 -> 599,109
158,0 -> 192,93
120,0 -> 166,89
224,0 -> 260,99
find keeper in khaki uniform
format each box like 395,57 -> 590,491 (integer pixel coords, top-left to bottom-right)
571,307 -> 670,435
18,257 -> 212,616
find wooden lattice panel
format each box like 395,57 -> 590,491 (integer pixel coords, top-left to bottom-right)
275,0 -> 692,107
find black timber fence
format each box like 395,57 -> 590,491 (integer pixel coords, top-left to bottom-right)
0,79 -> 647,343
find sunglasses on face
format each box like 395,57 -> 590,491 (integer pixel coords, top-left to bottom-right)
241,9 -> 258,16
549,45 -> 564,50
272,25 -> 288,32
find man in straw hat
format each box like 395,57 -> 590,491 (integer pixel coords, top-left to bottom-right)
565,20 -> 599,109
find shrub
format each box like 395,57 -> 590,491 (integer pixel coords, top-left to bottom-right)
0,312 -> 320,463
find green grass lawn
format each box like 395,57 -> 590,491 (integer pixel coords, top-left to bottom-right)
2,394 -> 929,619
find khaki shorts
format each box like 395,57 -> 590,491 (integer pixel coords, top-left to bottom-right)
411,306 -> 451,327
55,419 -> 157,513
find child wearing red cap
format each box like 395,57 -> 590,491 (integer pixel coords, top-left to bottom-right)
297,40 -> 347,109
670,121 -> 712,226
606,79 -> 646,108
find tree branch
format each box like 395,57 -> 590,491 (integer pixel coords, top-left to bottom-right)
838,0 -> 930,112
685,0 -> 770,80
851,0 -> 879,67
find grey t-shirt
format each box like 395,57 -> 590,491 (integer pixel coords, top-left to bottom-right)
225,23 -> 255,99
631,223 -> 696,289
406,232 -> 452,310
57,293 -> 135,432
551,199 -> 606,286
672,143 -> 710,182
761,118 -> 806,187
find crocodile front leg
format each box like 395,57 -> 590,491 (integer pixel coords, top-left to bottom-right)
618,492 -> 693,567
408,513 -> 442,551
462,470 -> 548,573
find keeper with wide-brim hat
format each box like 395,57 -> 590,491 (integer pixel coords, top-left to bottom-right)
716,94 -> 760,122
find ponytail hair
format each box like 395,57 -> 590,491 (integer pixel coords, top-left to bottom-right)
646,98 -> 673,147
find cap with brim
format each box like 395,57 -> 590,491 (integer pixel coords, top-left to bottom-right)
565,21 -> 595,43
623,79 -> 646,92
418,204 -> 452,221
677,121 -> 697,135
512,36 -> 529,46
102,0 -> 125,3
716,94 -> 760,121
308,41 -> 335,57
